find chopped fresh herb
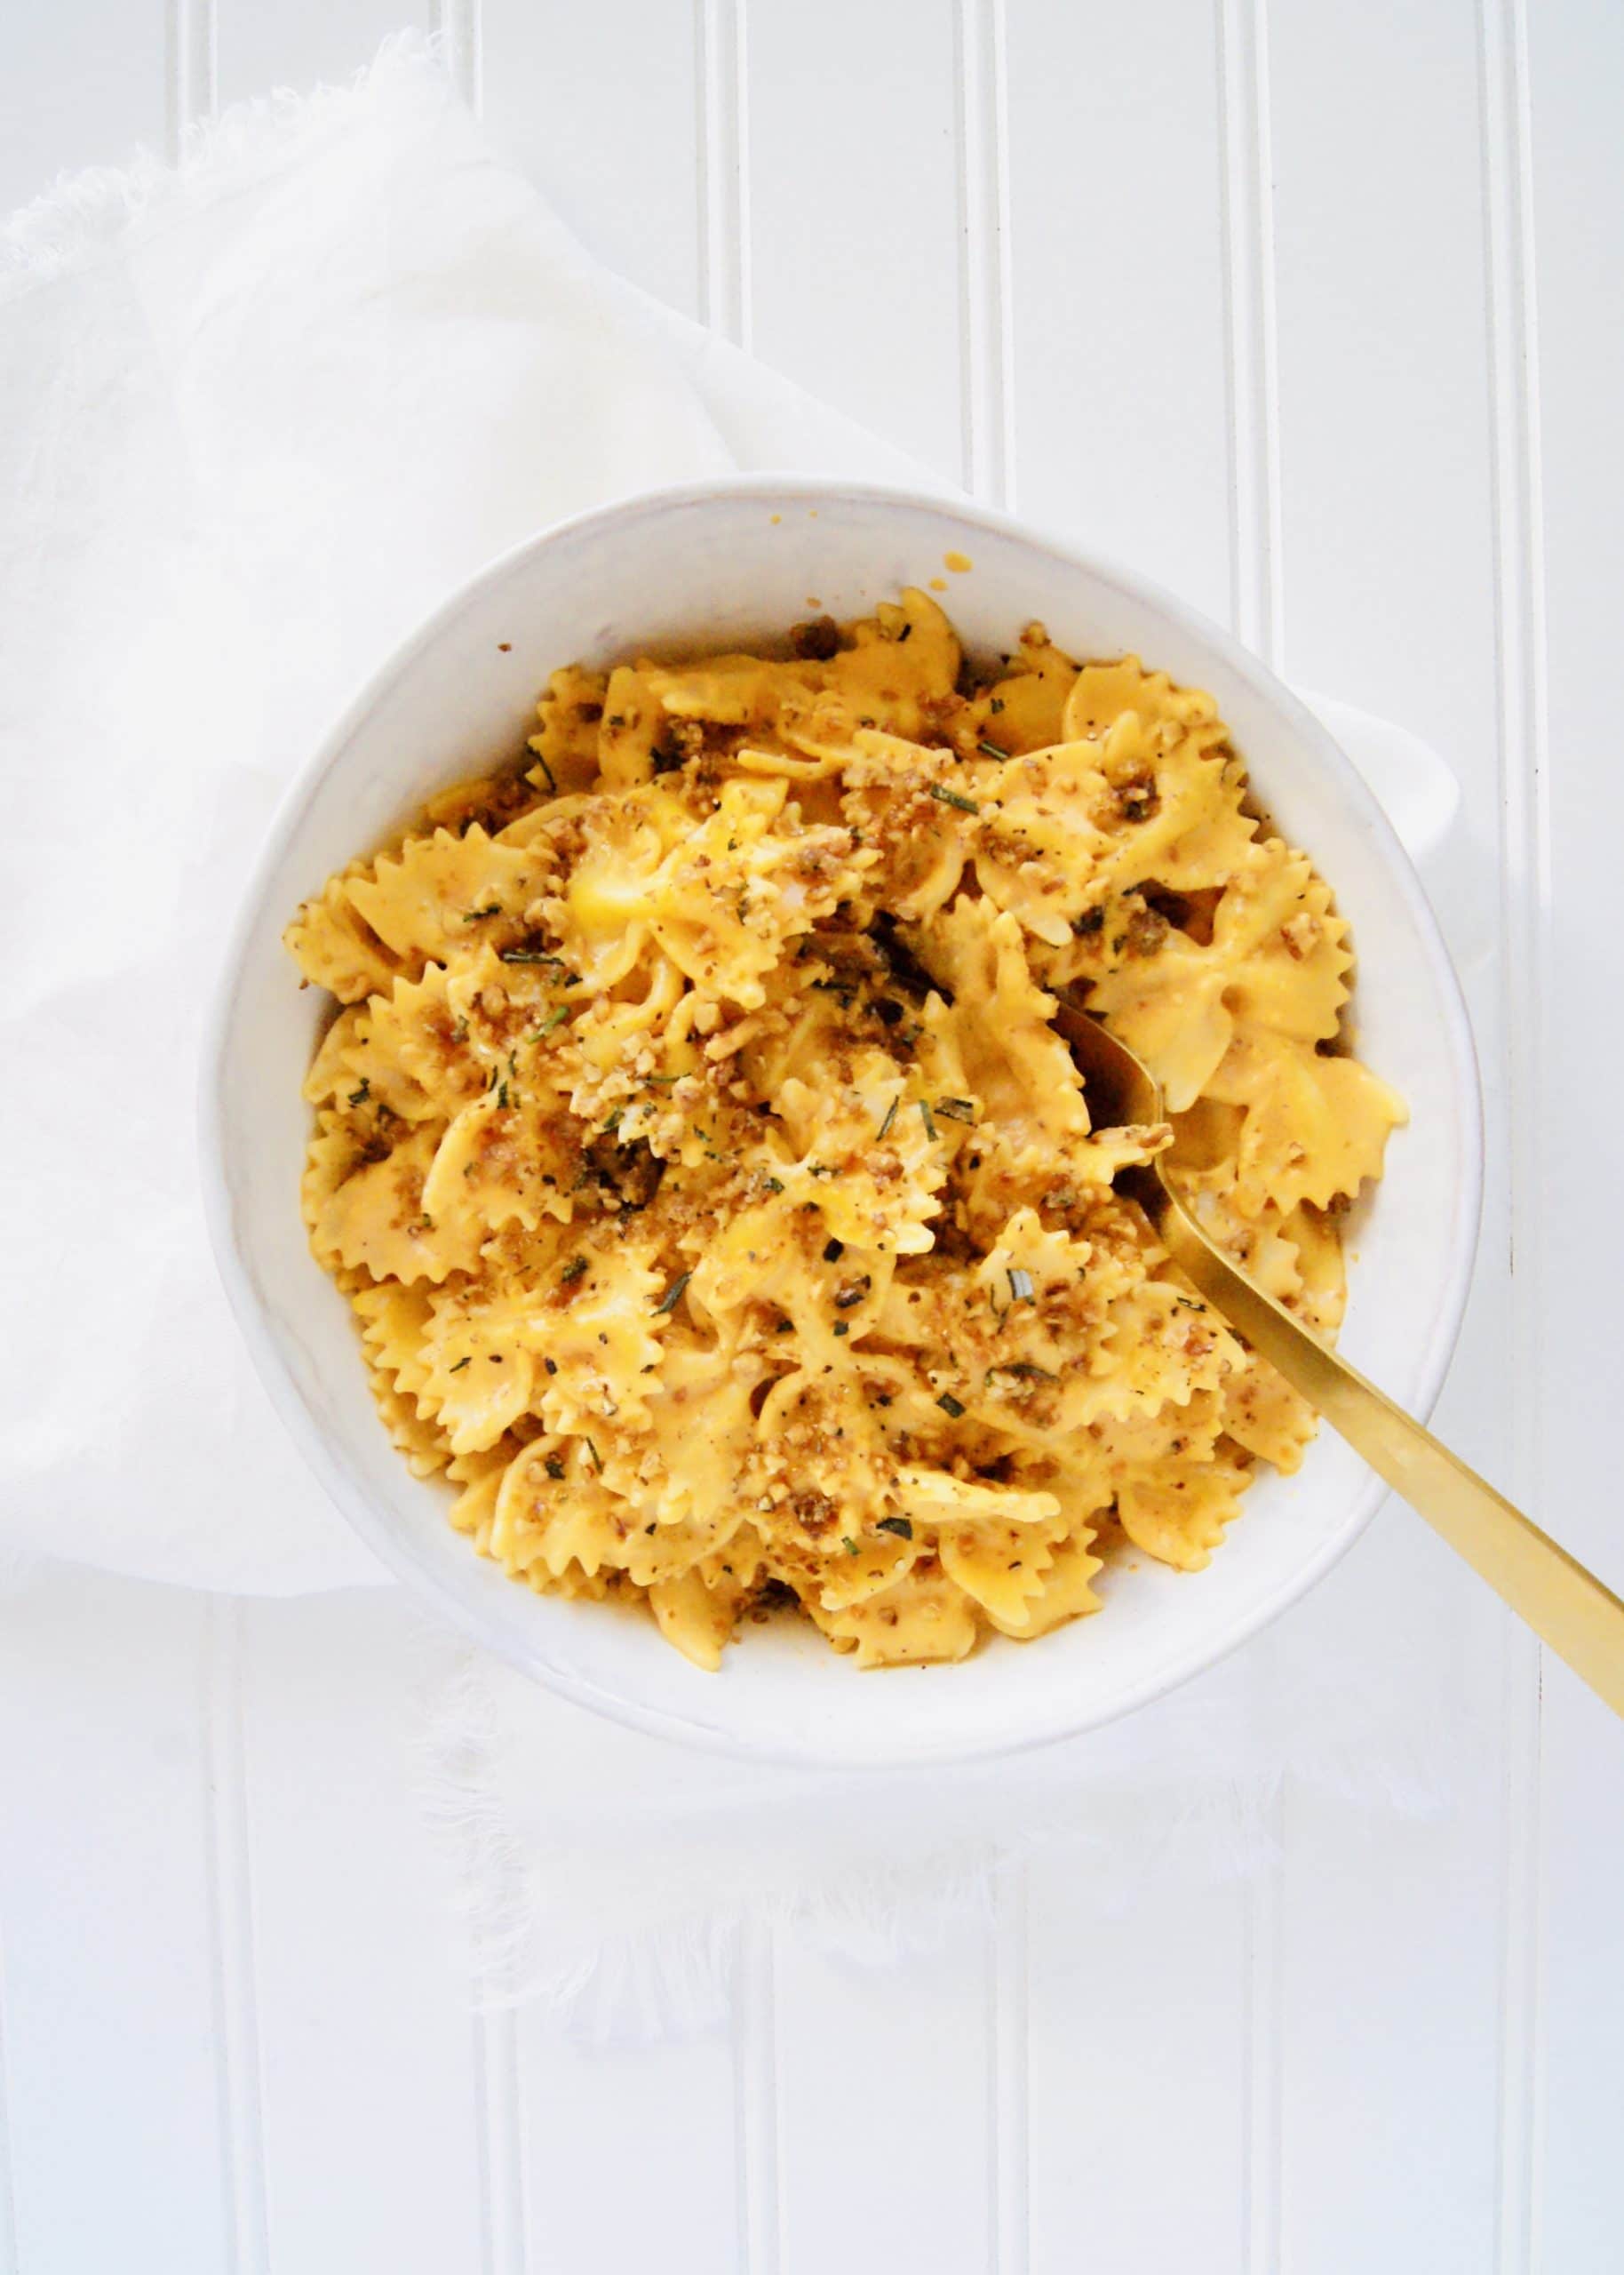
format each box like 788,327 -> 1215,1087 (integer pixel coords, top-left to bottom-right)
764,1176 -> 786,1195
808,1163 -> 836,1178
463,904 -> 501,922
1073,906 -> 1105,936
876,1096 -> 899,1142
537,1004 -> 570,1035
872,915 -> 945,1005
531,749 -> 558,794
975,739 -> 1007,761
346,1078 -> 370,1106
934,1097 -> 975,1123
496,1079 -> 510,1110
560,1256 -> 589,1285
655,1271 -> 692,1316
449,1355 -> 473,1373
1174,1297 -> 1204,1313
601,1108 -> 623,1136
896,621 -> 912,643
937,1392 -> 966,1418
927,783 -> 980,815
1007,1266 -> 1036,1303
832,1321 -> 849,1338
584,1437 -> 602,1473
833,1283 -> 867,1310
919,1098 -> 938,1141
877,1515 -> 913,1540
562,971 -> 582,987
498,948 -> 566,967
990,698 -> 1005,714
841,1536 -> 859,1556
823,1238 -> 844,1263
999,1361 -> 1059,1383
775,1318 -> 794,1332
451,1018 -> 470,1043
545,1457 -> 566,1481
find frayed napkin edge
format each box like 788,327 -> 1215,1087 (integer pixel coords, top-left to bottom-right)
416,1638 -> 1459,2046
0,29 -> 449,302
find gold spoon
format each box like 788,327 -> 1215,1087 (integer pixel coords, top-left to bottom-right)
1056,1002 -> 1624,1717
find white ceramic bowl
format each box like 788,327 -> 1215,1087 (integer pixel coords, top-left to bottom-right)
203,477 -> 1481,1766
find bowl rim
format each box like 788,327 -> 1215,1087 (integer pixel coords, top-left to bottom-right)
199,472 -> 1485,1765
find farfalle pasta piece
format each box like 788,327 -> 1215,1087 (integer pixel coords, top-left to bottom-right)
939,1514 -> 1073,1627
805,1559 -> 982,1667
351,1281 -> 434,1402
285,873 -> 404,1004
983,1528 -> 1104,1639
649,1567 -> 753,1672
637,778 -> 873,1008
306,1117 -> 482,1286
1206,1031 -> 1406,1215
527,664 -> 609,798
908,899 -> 1094,1154
975,621 -> 1080,751
365,1361 -> 453,1480
344,826 -> 544,970
291,595 -> 1401,1666
1117,1454 -> 1253,1572
1081,838 -> 1354,1109
970,741 -> 1116,945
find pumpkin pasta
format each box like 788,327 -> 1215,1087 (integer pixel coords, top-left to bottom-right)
286,591 -> 1404,1668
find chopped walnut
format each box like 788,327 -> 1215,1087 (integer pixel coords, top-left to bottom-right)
1281,911 -> 1322,961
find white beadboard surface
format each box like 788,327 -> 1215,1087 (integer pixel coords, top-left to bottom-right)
3,3 -> 1621,2270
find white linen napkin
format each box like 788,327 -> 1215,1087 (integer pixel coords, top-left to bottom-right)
0,39 -> 1493,2029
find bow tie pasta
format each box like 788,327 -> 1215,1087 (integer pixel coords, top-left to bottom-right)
286,594 -> 1403,1670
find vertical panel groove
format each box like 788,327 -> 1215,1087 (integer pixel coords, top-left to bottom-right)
1215,0 -> 1283,666
203,1599 -> 270,2275
1216,1 -> 1286,2265
1240,1807 -> 1285,2275
434,0 -> 483,114
702,18 -> 771,2253
1477,0 -> 1550,2266
957,7 -> 1027,2260
472,2008 -> 528,2275
453,1657 -> 531,2275
697,0 -> 751,347
990,1871 -> 1030,2275
953,0 -> 1015,509
735,1920 -> 782,2275
0,1912 -> 18,2275
166,0 -> 217,162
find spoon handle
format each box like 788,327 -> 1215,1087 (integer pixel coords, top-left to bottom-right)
1158,1188 -> 1624,1719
